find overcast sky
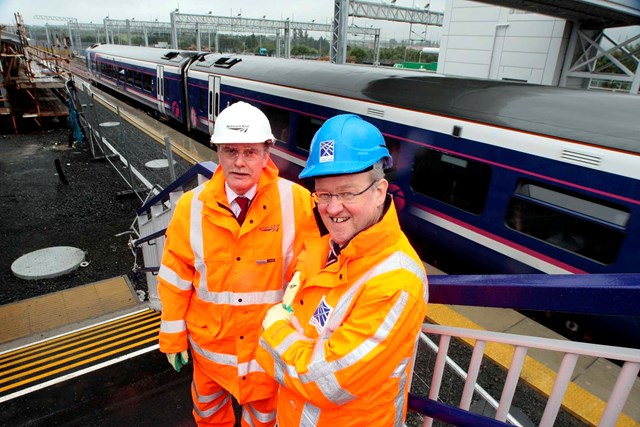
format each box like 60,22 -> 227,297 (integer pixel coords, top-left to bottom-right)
1,0 -> 445,43
2,0 -> 638,44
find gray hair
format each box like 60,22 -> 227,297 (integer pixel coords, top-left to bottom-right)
370,160 -> 386,180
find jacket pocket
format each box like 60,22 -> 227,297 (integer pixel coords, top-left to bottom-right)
185,306 -> 223,340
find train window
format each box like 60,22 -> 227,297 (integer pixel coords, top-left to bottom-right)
295,116 -> 324,152
505,182 -> 628,264
126,70 -> 134,85
261,106 -> 289,144
410,148 -> 491,214
143,74 -> 153,92
134,72 -> 142,89
199,89 -> 207,112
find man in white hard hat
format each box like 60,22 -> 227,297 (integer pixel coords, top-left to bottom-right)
157,101 -> 319,426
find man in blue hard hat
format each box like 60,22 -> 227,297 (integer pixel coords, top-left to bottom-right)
257,114 -> 429,426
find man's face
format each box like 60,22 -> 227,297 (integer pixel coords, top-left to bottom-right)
314,171 -> 388,247
217,143 -> 269,195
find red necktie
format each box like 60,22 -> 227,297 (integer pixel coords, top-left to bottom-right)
325,240 -> 341,267
236,196 -> 249,225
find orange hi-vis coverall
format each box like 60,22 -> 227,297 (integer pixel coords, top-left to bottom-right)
158,159 -> 318,426
256,200 -> 428,426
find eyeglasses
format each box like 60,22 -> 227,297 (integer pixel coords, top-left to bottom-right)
218,146 -> 264,161
312,180 -> 379,204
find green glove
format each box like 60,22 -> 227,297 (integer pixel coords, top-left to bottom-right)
282,271 -> 302,312
167,350 -> 189,372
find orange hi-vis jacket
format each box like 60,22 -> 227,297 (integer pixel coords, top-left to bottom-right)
256,200 -> 428,426
158,159 -> 318,404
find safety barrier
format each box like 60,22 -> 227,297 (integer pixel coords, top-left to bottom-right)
130,161 -> 216,310
71,78 -> 196,201
410,323 -> 640,426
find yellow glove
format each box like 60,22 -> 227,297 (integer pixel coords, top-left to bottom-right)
282,271 -> 302,312
166,350 -> 189,372
263,303 -> 293,330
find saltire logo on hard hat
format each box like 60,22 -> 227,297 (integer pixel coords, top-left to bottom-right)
309,295 -> 333,334
319,140 -> 334,163
227,124 -> 249,132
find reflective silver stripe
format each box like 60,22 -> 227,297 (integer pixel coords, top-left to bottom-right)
277,179 -> 296,286
190,336 -> 237,367
259,337 -> 285,385
193,381 -> 228,403
300,401 -> 321,426
242,407 -> 256,427
160,319 -> 186,334
195,288 -> 284,305
307,291 -> 409,383
299,252 -> 424,404
192,381 -> 232,417
243,401 -> 277,425
259,331 -> 308,385
304,292 -> 409,404
158,264 -> 192,291
324,251 -> 425,336
393,357 -> 410,427
238,358 -> 267,376
190,336 -> 266,377
189,184 -> 207,290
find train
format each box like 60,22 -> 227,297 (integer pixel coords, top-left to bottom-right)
85,43 -> 640,277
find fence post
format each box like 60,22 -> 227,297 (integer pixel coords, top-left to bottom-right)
164,136 -> 177,182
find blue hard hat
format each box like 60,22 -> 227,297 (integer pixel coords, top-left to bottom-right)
299,114 -> 393,179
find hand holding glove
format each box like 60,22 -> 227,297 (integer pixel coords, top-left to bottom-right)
263,303 -> 293,330
167,350 -> 189,372
282,271 -> 302,312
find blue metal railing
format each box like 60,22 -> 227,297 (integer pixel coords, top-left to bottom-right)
136,161 -> 216,216
428,273 -> 640,316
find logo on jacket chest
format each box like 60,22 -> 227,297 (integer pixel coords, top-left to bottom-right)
259,224 -> 280,232
309,295 -> 333,334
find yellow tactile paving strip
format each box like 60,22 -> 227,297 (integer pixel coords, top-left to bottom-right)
427,304 -> 639,427
0,276 -> 139,345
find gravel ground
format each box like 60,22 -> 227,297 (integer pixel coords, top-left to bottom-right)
0,129 -> 145,303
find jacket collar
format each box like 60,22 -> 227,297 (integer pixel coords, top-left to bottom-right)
339,195 -> 400,261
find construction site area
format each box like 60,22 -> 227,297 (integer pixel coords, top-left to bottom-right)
1,13 -> 72,134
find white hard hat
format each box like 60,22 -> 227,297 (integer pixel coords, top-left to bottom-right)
210,102 -> 275,144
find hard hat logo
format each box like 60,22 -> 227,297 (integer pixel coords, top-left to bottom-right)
210,101 -> 275,145
319,140 -> 334,163
299,114 -> 392,179
227,125 -> 250,133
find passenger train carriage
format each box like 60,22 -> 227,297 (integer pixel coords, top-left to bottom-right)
86,44 -> 640,276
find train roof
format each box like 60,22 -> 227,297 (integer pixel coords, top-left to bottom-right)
87,44 -> 198,67
194,54 -> 640,155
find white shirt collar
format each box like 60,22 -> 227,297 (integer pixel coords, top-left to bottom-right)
226,183 -> 258,216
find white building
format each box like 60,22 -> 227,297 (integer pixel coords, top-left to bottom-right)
438,0 -> 571,85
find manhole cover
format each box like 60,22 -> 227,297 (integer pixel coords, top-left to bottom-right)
145,159 -> 176,170
11,246 -> 86,280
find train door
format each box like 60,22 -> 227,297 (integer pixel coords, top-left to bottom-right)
207,75 -> 220,135
156,65 -> 165,112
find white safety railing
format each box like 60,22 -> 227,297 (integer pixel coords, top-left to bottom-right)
414,323 -> 640,427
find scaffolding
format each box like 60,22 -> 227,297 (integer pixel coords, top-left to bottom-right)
0,13 -> 69,133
